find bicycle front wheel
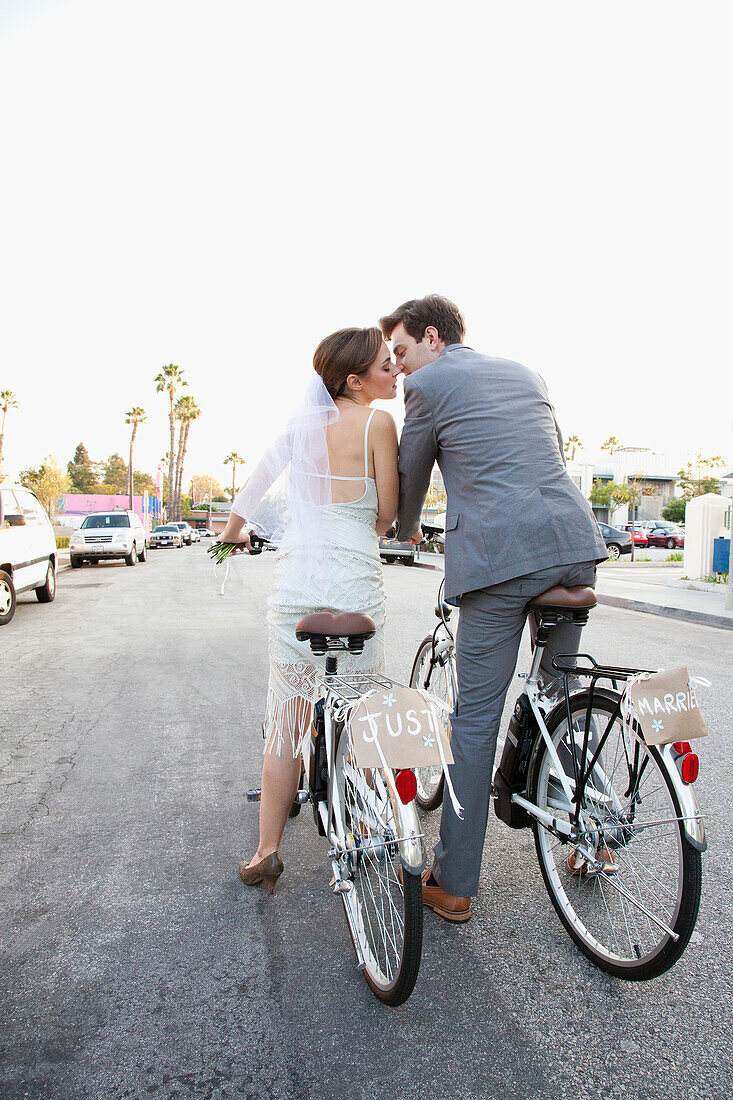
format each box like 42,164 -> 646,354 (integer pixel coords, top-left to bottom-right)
409,635 -> 450,811
333,732 -> 423,1006
529,689 -> 702,980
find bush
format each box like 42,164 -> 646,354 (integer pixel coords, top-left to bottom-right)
662,497 -> 686,523
56,537 -> 69,549
668,551 -> 683,562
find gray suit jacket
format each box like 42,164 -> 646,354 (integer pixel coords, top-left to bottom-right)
396,345 -> 608,601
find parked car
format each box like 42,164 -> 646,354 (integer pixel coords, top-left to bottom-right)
149,524 -> 184,549
0,484 -> 57,625
620,524 -> 649,547
638,520 -> 680,535
596,522 -> 633,560
69,511 -> 148,567
189,528 -> 201,543
198,528 -> 215,538
379,528 -> 417,566
171,521 -> 194,546
647,527 -> 685,549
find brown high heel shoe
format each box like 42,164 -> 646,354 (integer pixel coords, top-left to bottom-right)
238,852 -> 284,894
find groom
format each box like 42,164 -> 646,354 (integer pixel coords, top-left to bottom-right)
380,295 -> 608,922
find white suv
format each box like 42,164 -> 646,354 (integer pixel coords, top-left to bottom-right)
0,484 -> 57,626
69,511 -> 148,568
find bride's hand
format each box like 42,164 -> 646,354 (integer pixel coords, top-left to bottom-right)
218,524 -> 253,553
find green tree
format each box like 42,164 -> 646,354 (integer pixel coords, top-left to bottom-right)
189,473 -> 224,505
0,390 -> 18,477
662,497 -> 686,523
601,435 -> 622,456
104,453 -> 128,493
677,452 -> 724,500
155,363 -> 188,521
588,479 -> 631,510
224,451 -> 245,502
132,470 -> 157,494
20,457 -> 70,521
67,442 -> 99,493
125,407 -> 147,508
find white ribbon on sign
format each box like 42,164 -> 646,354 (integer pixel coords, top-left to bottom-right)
414,687 -> 463,818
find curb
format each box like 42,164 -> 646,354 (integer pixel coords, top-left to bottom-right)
596,593 -> 733,632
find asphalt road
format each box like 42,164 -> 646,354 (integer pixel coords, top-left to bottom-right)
2,547 -> 731,1099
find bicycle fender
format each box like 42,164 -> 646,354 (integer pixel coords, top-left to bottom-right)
660,744 -> 707,852
395,801 -> 427,874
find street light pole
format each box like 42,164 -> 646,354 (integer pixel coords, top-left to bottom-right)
208,476 -> 213,527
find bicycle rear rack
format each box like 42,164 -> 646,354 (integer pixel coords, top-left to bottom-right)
547,654 -> 658,830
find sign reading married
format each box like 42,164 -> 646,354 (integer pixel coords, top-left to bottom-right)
625,667 -> 709,747
348,685 -> 454,769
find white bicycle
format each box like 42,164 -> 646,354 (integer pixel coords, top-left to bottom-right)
410,577 -> 706,980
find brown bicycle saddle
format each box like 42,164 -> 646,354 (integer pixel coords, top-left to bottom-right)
526,585 -> 597,611
295,610 -> 376,641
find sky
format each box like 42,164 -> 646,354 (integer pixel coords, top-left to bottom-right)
1,0 -> 731,493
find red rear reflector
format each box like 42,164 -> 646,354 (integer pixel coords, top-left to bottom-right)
395,769 -> 417,803
680,754 -> 699,784
673,741 -> 691,755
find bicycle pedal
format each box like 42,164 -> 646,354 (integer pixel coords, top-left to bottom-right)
246,788 -> 262,802
294,790 -> 310,804
332,880 -> 352,894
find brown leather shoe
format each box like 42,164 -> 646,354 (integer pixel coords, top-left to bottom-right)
421,867 -> 472,923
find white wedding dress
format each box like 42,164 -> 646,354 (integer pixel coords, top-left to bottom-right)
264,408 -> 386,757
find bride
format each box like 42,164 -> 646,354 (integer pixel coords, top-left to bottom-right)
218,327 -> 400,892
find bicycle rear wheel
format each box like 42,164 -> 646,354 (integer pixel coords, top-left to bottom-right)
409,635 -> 449,811
333,731 -> 423,1005
529,689 -> 702,980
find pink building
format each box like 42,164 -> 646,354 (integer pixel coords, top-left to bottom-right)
58,493 -> 162,533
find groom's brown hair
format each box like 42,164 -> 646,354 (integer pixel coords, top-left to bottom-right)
379,294 -> 465,347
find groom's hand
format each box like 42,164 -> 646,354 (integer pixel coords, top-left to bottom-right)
409,526 -> 424,545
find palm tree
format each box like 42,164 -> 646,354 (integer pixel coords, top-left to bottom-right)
601,435 -> 621,456
0,390 -> 18,478
224,452 -> 245,504
155,364 -> 187,521
564,434 -> 582,461
173,395 -> 201,517
125,407 -> 147,509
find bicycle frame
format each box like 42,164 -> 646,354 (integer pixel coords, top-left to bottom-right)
306,667 -> 427,883
508,645 -> 706,853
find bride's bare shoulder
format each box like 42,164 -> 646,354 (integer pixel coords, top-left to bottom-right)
369,409 -> 398,441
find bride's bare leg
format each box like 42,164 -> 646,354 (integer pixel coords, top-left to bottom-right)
247,701 -> 308,865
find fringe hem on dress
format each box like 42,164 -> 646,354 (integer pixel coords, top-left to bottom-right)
262,663 -> 387,759
263,690 -> 314,759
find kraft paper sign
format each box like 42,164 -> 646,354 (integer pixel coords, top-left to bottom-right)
348,685 -> 454,769
626,668 -> 709,746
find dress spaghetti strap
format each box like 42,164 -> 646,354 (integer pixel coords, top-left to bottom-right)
363,408 -> 376,477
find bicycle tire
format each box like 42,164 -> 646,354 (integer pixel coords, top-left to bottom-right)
332,729 -> 423,1005
528,689 -> 702,980
409,635 -> 447,812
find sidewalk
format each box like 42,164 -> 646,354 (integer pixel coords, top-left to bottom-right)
595,563 -> 733,631
416,554 -> 733,631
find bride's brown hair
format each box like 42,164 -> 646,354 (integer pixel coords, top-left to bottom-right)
313,327 -> 384,400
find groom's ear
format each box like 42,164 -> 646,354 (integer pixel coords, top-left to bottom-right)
424,326 -> 441,349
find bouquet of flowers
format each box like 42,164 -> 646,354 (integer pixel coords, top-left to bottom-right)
207,541 -> 240,565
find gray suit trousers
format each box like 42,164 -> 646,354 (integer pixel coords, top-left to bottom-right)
433,560 -> 598,897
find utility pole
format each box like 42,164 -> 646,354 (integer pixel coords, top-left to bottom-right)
721,497 -> 726,611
